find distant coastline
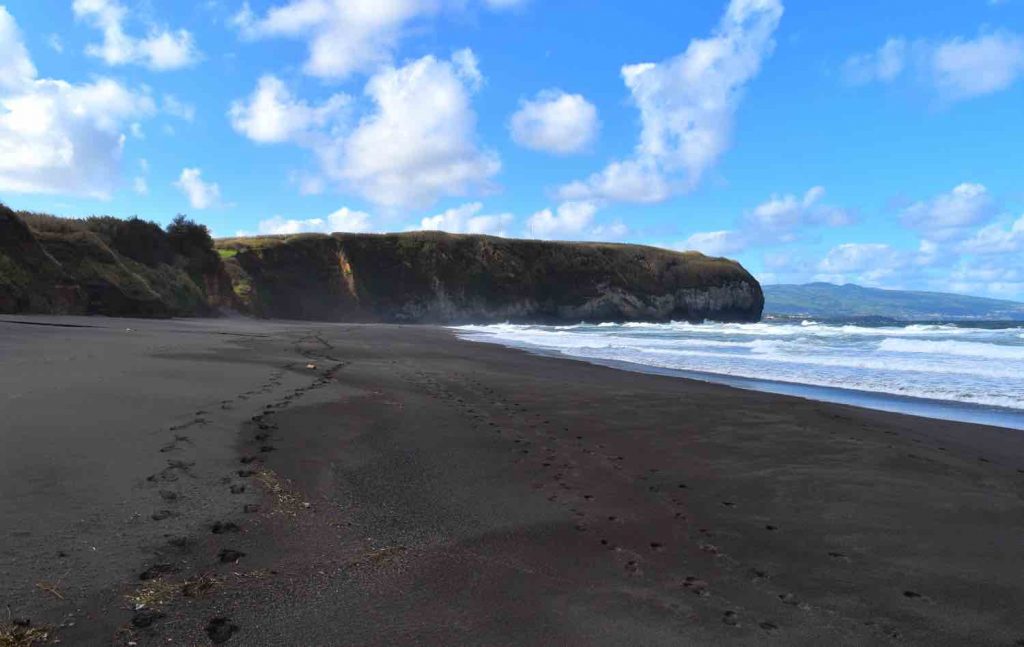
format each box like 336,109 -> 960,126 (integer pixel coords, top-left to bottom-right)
763,282 -> 1024,321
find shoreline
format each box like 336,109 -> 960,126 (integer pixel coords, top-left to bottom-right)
3,317 -> 1024,645
454,331 -> 1024,431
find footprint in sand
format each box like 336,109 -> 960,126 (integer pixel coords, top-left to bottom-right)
218,548 -> 245,563
206,617 -> 239,644
158,490 -> 178,502
682,576 -> 709,597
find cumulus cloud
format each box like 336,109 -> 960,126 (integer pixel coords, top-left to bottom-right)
415,202 -> 514,236
232,0 -> 525,80
680,186 -> 852,255
232,0 -> 440,80
252,207 -> 373,235
815,243 -> 909,286
843,31 -> 1024,101
526,201 -> 598,239
559,0 -> 783,203
933,32 -> 1024,99
330,50 -> 499,208
900,182 -> 994,241
228,75 -> 349,144
174,168 -> 221,209
73,0 -> 200,71
0,6 -> 155,197
228,51 -> 495,209
959,214 -> 1024,254
509,90 -> 599,154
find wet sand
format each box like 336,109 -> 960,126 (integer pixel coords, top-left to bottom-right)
2,316 -> 1023,646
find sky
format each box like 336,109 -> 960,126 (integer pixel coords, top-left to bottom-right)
1,0 -> 1023,299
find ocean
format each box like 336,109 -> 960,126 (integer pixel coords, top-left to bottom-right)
453,319 -> 1024,430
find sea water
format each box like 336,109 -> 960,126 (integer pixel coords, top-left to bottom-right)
453,320 -> 1024,430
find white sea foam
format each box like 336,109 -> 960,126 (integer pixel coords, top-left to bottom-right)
878,338 -> 1024,360
453,320 -> 1024,412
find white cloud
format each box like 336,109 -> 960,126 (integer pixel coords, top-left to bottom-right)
844,31 -> 1024,101
415,202 -> 514,236
229,53 -> 492,209
843,38 -> 907,85
748,185 -> 852,232
932,32 -> 1024,100
509,89 -> 599,154
228,75 -> 349,144
253,207 -> 373,235
680,230 -> 748,256
231,0 -> 520,80
559,0 -> 783,203
174,167 -> 221,209
232,0 -> 440,80
163,94 -> 196,122
679,186 -> 852,256
0,7 -> 155,197
331,50 -> 499,208
959,214 -> 1024,254
0,7 -> 36,92
901,182 -> 993,241
47,34 -> 63,54
132,157 -> 148,195
588,220 -> 629,241
526,201 -> 598,239
559,158 -> 670,204
815,243 -> 909,286
73,0 -> 200,71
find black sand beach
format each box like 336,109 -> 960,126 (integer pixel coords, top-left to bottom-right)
2,316 -> 1024,646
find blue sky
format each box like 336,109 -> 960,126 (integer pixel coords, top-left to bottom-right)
1,0 -> 1023,299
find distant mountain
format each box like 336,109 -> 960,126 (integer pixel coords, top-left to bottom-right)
763,282 -> 1024,321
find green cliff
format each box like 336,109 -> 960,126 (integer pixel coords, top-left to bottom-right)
0,206 -> 234,317
217,232 -> 764,324
0,208 -> 763,323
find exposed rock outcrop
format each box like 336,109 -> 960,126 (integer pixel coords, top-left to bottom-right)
219,232 -> 763,324
1,208 -> 763,323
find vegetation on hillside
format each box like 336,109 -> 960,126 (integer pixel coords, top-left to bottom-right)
0,206 -> 234,317
215,231 -> 764,323
1,207 -> 763,322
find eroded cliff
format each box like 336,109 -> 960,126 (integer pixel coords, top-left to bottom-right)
218,232 -> 763,324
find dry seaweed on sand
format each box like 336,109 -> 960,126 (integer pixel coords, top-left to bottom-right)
255,468 -> 308,515
0,622 -> 51,647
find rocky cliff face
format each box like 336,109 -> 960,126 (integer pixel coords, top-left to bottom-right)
219,232 -> 764,324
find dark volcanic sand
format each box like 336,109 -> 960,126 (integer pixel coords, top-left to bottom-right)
2,317 -> 1024,646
